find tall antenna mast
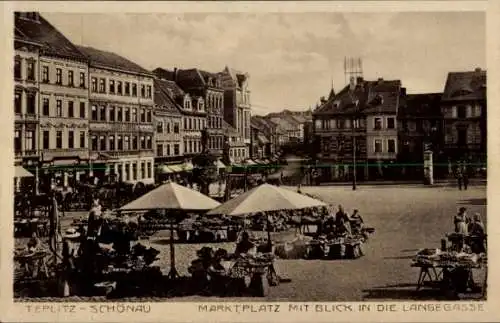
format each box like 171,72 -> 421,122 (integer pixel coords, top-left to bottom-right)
344,56 -> 364,85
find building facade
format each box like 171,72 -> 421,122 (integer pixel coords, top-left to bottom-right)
220,66 -> 251,156
15,12 -> 90,190
78,46 -> 155,185
223,120 -> 247,165
153,78 -> 184,173
441,68 -> 486,166
398,93 -> 444,179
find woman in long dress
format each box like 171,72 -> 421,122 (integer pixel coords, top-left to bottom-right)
454,207 -> 469,234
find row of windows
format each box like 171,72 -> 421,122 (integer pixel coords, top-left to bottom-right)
315,117 -> 396,130
183,139 -> 202,154
41,65 -> 86,88
14,91 -> 36,115
14,130 -> 36,151
449,105 -> 482,118
208,136 -> 224,150
90,134 -> 153,152
229,148 -> 247,158
91,77 -> 151,98
14,58 -> 36,81
156,143 -> 181,157
374,139 -> 396,153
14,130 -> 87,151
91,105 -> 152,123
182,117 -> 206,132
113,161 -> 153,181
208,116 -> 223,129
157,120 -> 181,134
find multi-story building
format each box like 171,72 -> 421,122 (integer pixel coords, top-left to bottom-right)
312,77 -> 368,182
397,93 -> 443,179
364,78 -> 404,180
159,78 -> 206,159
153,78 -> 184,179
223,120 -> 247,165
441,68 -> 486,166
153,68 -> 224,158
16,12 -> 90,190
220,66 -> 251,156
78,46 -> 155,185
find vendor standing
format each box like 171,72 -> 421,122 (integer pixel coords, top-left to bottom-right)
349,209 -> 364,235
335,205 -> 352,235
454,207 -> 469,234
234,232 -> 256,256
468,213 -> 486,254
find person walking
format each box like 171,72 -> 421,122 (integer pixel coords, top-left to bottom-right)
456,164 -> 463,190
462,165 -> 469,190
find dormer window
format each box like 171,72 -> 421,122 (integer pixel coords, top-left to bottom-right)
333,100 -> 341,108
198,98 -> 204,111
184,96 -> 192,110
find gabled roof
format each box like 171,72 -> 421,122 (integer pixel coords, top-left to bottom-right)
222,120 -> 239,137
15,13 -> 86,61
77,45 -> 151,76
442,69 -> 486,102
153,79 -> 181,115
314,79 -> 402,116
400,93 -> 442,118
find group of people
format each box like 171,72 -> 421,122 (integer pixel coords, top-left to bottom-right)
317,205 -> 365,238
452,207 -> 486,254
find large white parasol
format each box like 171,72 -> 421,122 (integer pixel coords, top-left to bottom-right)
119,181 -> 221,279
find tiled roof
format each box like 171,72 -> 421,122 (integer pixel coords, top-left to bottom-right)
153,79 -> 181,115
15,13 -> 86,61
442,69 -> 486,102
222,120 -> 239,137
314,79 -> 402,116
77,45 -> 151,76
161,79 -> 186,100
399,93 -> 442,118
257,133 -> 270,145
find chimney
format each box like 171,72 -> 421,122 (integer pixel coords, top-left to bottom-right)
377,77 -> 384,83
173,67 -> 178,82
475,67 -> 482,73
320,96 -> 326,104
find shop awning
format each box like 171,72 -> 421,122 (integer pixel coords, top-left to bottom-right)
244,159 -> 257,165
168,164 -> 184,173
182,162 -> 194,171
158,165 -> 174,174
15,166 -> 33,178
215,160 -> 226,169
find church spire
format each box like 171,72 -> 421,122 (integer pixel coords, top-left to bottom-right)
328,78 -> 335,100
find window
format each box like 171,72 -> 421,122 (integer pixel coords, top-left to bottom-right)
56,100 -> 62,117
166,144 -> 171,156
79,131 -> 85,148
14,59 -> 22,79
117,107 -> 123,122
99,106 -> 106,121
124,136 -> 130,150
174,144 -> 180,155
374,139 -> 382,153
79,72 -> 85,88
132,163 -> 137,180
109,80 -> 115,94
124,108 -> 130,122
42,98 -> 50,116
387,117 -> 395,129
387,139 -> 395,153
14,92 -> 22,114
132,136 -> 138,150
56,131 -> 62,148
147,111 -> 152,123
91,77 -> 98,92
124,164 -> 130,181
109,135 -> 115,151
188,118 -> 192,130
146,136 -> 152,149
14,130 -> 21,151
91,135 -> 98,151
68,71 -> 74,86
174,122 -> 179,133
91,105 -> 98,120
157,144 -> 163,156
166,122 -> 170,133
68,131 -> 74,149
42,66 -> 49,83
140,136 -> 145,149
140,109 -> 145,122
117,135 -> 123,150
132,108 -> 137,122
26,61 -> 35,81
337,119 -> 345,129
189,141 -> 193,153
43,131 -> 50,149
132,83 -> 137,97
157,121 -> 163,133
374,118 -> 382,130
147,162 -> 152,178
141,162 -> 145,179
24,93 -> 35,114
125,82 -> 130,96
79,102 -> 85,118
98,135 -> 105,150
141,85 -> 146,98
146,85 -> 152,98
56,68 -> 62,85
457,105 -> 467,119
25,130 -> 35,150
109,106 -> 115,122
67,101 -> 74,118
99,78 -> 106,93
117,81 -> 122,95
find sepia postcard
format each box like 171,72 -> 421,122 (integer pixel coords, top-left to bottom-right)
0,1 -> 498,322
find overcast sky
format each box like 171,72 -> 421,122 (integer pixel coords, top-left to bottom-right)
42,12 -> 485,115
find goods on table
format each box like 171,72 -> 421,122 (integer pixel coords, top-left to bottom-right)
412,249 -> 480,268
306,234 -> 365,260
